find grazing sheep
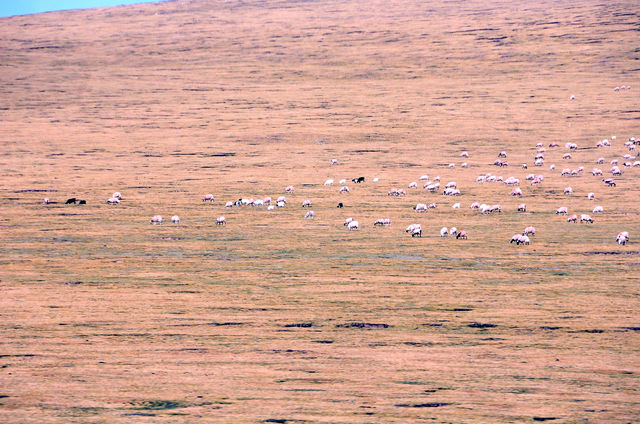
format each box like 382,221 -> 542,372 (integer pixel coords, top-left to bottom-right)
428,203 -> 437,209
78,200 -> 86,205
564,187 -> 573,195
593,205 -> 604,213
587,192 -> 595,200
43,198 -> 50,204
344,217 -> 354,226
254,199 -> 264,207
440,227 -> 449,237
277,196 -> 287,204
267,205 -> 275,211
65,198 -> 77,204
373,218 -> 391,226
331,158 -> 338,165
171,215 -> 180,224
216,216 -> 226,225
202,194 -> 214,202
567,214 -> 578,223
550,164 -> 555,170
460,151 -> 469,158
452,203 -> 461,209
433,176 -> 441,182
592,168 -> 603,175
517,204 -> 526,212
106,197 -> 120,204
337,202 -> 344,208
498,151 -> 507,158
580,214 -> 593,223
511,188 -> 522,196
522,163 -> 528,169
617,231 -> 630,245
112,192 -> 122,200
285,185 -> 295,193
405,223 -> 421,233
449,227 -> 458,236
408,181 -> 418,189
352,176 -> 365,183
414,203 -> 428,213
276,201 -> 286,208
324,179 -> 334,186
150,215 -> 162,225
448,163 -> 455,168
347,220 -> 359,231
523,226 -> 535,236
603,178 -> 616,187
596,157 -> 605,164
419,174 -> 429,181
340,186 -> 350,193
372,177 -> 380,183
263,197 -> 272,205
304,210 -> 314,219
456,230 -> 467,239
470,202 -> 481,209
339,179 -> 347,185
411,227 -> 422,237
302,200 -> 312,208
225,201 -> 233,208
556,206 -> 568,215
446,181 -> 457,189
534,159 -> 544,166
562,153 -> 571,160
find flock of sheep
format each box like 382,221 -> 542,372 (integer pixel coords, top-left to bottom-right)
45,130 -> 635,247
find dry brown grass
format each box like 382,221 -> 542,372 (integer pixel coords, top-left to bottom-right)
1,0 -> 639,422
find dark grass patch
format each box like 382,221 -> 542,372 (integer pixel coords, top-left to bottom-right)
336,322 -> 389,329
533,417 -> 558,422
395,402 -> 451,408
283,322 -> 313,328
130,400 -> 188,410
468,322 -> 497,328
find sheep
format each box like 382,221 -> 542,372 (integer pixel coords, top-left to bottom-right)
202,194 -> 214,202
461,162 -> 468,169
302,200 -> 312,208
592,168 -> 603,176
449,227 -> 458,236
534,159 -> 544,166
587,192 -> 595,200
225,201 -> 233,208
562,153 -> 571,160
419,175 -> 429,181
352,176 -> 365,183
112,192 -> 122,200
331,158 -> 338,165
324,179 -> 334,186
304,210 -> 314,219
523,226 -> 535,236
106,197 -> 120,204
556,206 -> 568,215
340,186 -> 350,193
397,189 -> 407,196
567,214 -> 578,223
498,151 -> 507,158
446,181 -> 457,189
633,161 -> 640,167
263,197 -> 272,205
525,174 -> 536,181
603,178 -> 616,187
428,203 -> 437,209
456,231 -> 467,239
440,227 -> 449,237
405,223 -> 421,233
550,164 -> 555,171
344,217 -> 354,226
452,203 -> 461,209
596,157 -> 605,164
561,168 -> 571,176
339,178 -> 347,185
566,142 -> 578,150
511,188 -> 522,196
337,202 -> 344,208
43,198 -> 50,204
570,95 -> 575,100
517,204 -> 526,212
593,206 -> 604,213
460,151 -> 469,158
408,182 -> 418,189
563,187 -> 573,195
490,204 -> 501,213
347,220 -> 359,231
411,227 -> 422,237
448,163 -> 455,168
267,205 -> 275,211
510,234 -> 522,244
414,203 -> 428,213
610,166 -> 622,176
276,201 -> 286,208
372,177 -> 380,183
433,176 -> 441,182
522,163 -> 528,169
373,218 -> 391,226
216,216 -> 226,225
476,175 -> 487,183
65,198 -> 77,204
549,142 -> 559,147
150,215 -> 162,225
580,214 -> 593,223
277,196 -> 287,204
520,235 -> 531,245
254,199 -> 264,207
171,215 -> 180,224
470,202 -> 481,209
424,183 -> 439,192
617,231 -> 630,245
611,159 -> 619,166
285,185 -> 295,193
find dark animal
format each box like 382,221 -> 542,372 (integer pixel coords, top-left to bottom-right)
78,200 -> 86,205
337,202 -> 343,208
352,176 -> 365,183
65,198 -> 77,204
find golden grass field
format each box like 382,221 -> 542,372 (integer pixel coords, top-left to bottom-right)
1,0 -> 639,422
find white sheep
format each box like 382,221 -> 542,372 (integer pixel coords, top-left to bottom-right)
347,220 -> 359,231
171,215 -> 180,224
